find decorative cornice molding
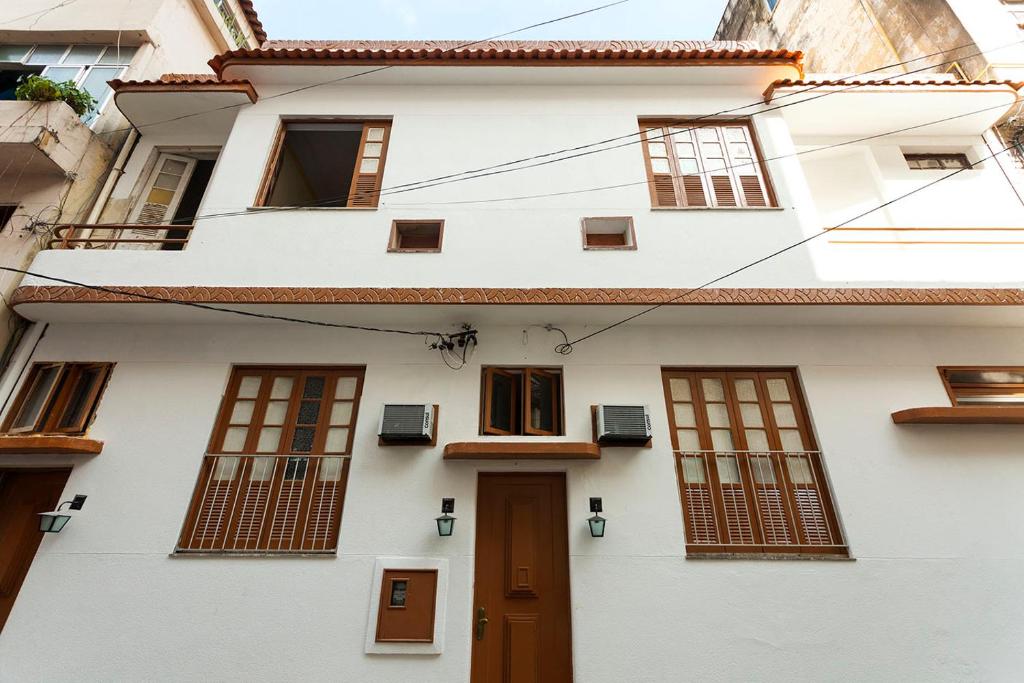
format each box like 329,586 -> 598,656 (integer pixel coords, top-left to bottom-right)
12,286 -> 1024,307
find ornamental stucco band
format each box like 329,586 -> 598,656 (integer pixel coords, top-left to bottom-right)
11,286 -> 1024,307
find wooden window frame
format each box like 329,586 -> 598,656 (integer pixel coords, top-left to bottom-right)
638,118 -> 778,209
661,367 -> 846,557
939,366 -> 1024,406
2,362 -> 113,436
580,216 -> 636,251
387,219 -> 445,253
480,367 -> 564,436
904,153 -> 972,171
523,367 -> 561,436
253,118 -> 392,209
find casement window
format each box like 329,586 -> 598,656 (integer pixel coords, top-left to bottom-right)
0,44 -> 136,123
905,153 -> 971,170
2,362 -> 112,435
640,120 -> 773,208
177,366 -> 364,553
388,220 -> 444,252
662,369 -> 846,555
258,121 -> 391,208
481,367 -> 563,436
581,216 -> 636,250
940,367 -> 1024,405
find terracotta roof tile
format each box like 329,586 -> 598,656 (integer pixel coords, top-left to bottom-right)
764,77 -> 1023,101
209,40 -> 802,76
237,0 -> 267,44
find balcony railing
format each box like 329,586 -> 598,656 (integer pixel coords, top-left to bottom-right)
177,454 -> 348,554
49,223 -> 194,250
675,450 -> 846,554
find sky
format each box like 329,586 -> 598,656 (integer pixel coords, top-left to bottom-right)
253,0 -> 731,42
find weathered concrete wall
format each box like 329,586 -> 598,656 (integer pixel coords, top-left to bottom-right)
716,0 -> 986,79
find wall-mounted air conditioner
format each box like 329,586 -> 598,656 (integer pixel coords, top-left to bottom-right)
378,404 -> 434,442
595,404 -> 652,445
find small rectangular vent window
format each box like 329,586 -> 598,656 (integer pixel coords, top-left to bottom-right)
389,220 -> 443,252
582,217 -> 635,250
905,153 -> 971,170
941,367 -> 1024,405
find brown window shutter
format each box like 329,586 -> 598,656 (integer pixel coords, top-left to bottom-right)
720,483 -> 755,544
348,122 -> 391,207
684,483 -> 719,544
755,485 -> 793,545
186,461 -> 239,550
681,176 -> 707,207
710,176 -> 737,207
653,175 -> 678,206
740,175 -> 767,207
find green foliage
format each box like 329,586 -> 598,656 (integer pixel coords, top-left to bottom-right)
14,75 -> 97,116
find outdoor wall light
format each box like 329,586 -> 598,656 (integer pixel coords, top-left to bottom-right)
588,497 -> 606,538
38,494 -> 87,533
436,498 -> 456,537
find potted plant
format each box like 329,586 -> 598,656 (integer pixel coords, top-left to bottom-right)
15,74 -> 97,116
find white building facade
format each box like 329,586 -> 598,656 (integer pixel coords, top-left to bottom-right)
0,40 -> 1023,682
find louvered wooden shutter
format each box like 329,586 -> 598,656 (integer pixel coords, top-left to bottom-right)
122,154 -> 196,249
641,127 -> 680,207
347,122 -> 391,207
721,125 -> 770,207
185,457 -> 240,550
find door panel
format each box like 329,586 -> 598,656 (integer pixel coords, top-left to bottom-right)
471,473 -> 572,683
0,469 -> 70,632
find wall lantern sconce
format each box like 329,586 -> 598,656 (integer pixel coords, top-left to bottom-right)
38,494 -> 87,533
588,497 -> 606,538
436,498 -> 456,537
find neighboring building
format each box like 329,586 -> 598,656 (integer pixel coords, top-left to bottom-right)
0,0 -> 264,363
1,38 -> 1023,681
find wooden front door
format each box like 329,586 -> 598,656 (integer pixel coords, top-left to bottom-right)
0,469 -> 70,632
471,473 -> 573,682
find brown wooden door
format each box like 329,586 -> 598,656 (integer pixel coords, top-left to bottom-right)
0,468 -> 70,632
471,473 -> 573,683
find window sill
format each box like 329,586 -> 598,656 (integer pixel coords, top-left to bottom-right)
170,550 -> 337,558
0,434 -> 103,454
650,206 -> 784,211
891,406 -> 1024,424
246,206 -> 378,212
443,441 -> 600,460
582,245 -> 637,251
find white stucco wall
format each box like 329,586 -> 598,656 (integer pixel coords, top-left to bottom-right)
0,320 -> 1021,682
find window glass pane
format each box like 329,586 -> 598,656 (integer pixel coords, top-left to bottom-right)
154,172 -> 182,190
270,376 -> 293,399
335,377 -> 357,399
677,429 -> 700,450
222,427 -> 248,452
751,456 -> 775,483
682,456 -> 706,483
739,403 -> 763,427
716,455 -> 740,483
650,158 -> 670,174
238,375 -> 262,398
779,429 -> 805,452
325,427 -> 349,452
291,426 -> 316,452
229,400 -> 254,424
701,378 -> 725,402
250,457 -> 275,481
724,127 -> 747,142
745,429 -> 769,451
697,128 -> 719,142
766,379 -> 790,401
489,373 -> 514,432
705,403 -> 730,428
27,45 -> 68,65
318,457 -> 343,481
946,369 -> 1024,385
787,455 -> 815,484
529,373 -> 555,432
678,158 -> 699,174
729,143 -> 750,158
772,403 -> 797,428
12,366 -> 61,430
263,401 -> 287,425
733,379 -> 757,401
711,429 -> 734,451
647,142 -> 667,157
302,376 -> 325,399
79,66 -> 120,121
98,45 -> 137,64
297,400 -> 320,424
673,403 -> 696,427
669,127 -> 693,141
669,378 -> 691,400
704,158 -> 726,172
675,142 -> 694,157
359,157 -> 380,174
365,127 -> 385,142
284,457 -> 308,480
64,45 -> 104,64
0,45 -> 31,61
41,66 -> 80,83
362,142 -> 382,157
257,426 -> 282,452
213,456 -> 240,480
56,366 -> 103,430
330,402 -> 353,425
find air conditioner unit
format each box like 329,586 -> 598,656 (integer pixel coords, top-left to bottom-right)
596,404 -> 652,445
378,404 -> 434,442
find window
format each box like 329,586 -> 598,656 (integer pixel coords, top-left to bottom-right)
765,0 -> 780,10
388,220 -> 444,252
0,44 -> 136,123
177,366 -> 364,553
2,362 -> 112,435
481,367 -> 563,436
905,153 -> 972,170
213,0 -> 246,48
581,216 -> 636,250
0,205 -> 15,233
258,120 -> 391,208
662,369 -> 846,555
940,367 -> 1024,406
640,120 -> 773,208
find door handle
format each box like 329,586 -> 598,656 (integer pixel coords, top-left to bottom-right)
475,606 -> 489,640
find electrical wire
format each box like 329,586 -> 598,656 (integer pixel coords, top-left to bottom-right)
556,142 -> 1021,353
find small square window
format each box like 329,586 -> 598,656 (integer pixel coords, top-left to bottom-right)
388,220 -> 444,252
481,367 -> 563,436
2,362 -> 113,435
581,217 -> 636,250
905,153 -> 972,170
